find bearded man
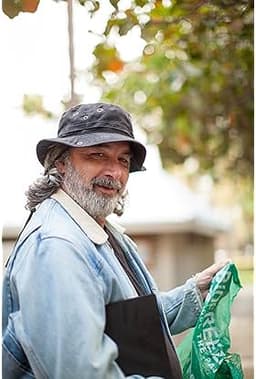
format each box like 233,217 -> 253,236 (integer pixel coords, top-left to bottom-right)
2,103 -> 228,379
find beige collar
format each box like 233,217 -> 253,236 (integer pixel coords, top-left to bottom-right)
51,189 -> 109,245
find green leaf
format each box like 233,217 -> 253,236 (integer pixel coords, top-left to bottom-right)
2,0 -> 40,18
109,0 -> 119,10
2,0 -> 20,18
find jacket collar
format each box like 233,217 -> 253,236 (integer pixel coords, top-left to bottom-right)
51,189 -> 125,245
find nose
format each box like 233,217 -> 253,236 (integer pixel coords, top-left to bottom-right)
101,159 -> 127,183
103,162 -> 123,181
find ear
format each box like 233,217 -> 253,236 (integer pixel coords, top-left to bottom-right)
55,160 -> 66,175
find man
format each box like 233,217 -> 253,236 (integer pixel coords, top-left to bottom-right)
3,103 -> 228,379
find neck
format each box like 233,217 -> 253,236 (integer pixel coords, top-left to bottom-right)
95,216 -> 106,228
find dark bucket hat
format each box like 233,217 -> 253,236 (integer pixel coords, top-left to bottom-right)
36,103 -> 146,172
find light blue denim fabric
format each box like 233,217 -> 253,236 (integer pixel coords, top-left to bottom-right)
2,197 -> 202,379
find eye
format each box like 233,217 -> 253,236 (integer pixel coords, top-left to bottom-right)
119,157 -> 130,168
90,152 -> 105,159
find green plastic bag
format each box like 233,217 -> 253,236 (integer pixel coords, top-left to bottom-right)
177,263 -> 243,379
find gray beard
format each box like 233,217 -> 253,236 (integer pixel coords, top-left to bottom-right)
62,160 -> 123,219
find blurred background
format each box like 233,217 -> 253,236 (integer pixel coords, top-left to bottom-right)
1,0 -> 253,377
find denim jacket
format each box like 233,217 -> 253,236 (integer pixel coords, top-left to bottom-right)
2,189 -> 203,379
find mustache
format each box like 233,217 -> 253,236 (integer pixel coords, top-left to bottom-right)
91,177 -> 122,191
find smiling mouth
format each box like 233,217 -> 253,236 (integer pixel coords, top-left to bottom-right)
94,184 -> 118,196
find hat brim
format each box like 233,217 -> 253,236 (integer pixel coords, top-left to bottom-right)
36,132 -> 146,173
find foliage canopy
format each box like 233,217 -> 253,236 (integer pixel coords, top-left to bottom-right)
92,0 -> 253,181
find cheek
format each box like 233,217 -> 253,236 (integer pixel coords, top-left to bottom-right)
78,163 -> 102,181
78,170 -> 94,186
121,172 -> 129,189
68,163 -> 92,186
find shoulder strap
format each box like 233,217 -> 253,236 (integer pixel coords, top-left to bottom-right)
105,227 -> 146,296
5,208 -> 36,268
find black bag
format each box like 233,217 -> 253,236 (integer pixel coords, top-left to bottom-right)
105,294 -> 182,379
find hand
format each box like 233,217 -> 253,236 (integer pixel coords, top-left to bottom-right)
195,259 -> 231,299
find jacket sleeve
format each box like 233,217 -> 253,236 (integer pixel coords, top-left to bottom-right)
159,278 -> 203,335
14,236 -> 163,379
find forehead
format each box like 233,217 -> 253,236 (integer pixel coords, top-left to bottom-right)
72,142 -> 131,154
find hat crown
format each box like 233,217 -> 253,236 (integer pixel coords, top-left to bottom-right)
58,103 -> 134,139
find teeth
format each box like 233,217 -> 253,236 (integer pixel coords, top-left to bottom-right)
98,184 -> 115,190
96,185 -> 115,191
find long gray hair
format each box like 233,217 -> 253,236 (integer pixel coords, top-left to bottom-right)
25,145 -> 68,211
25,145 -> 126,216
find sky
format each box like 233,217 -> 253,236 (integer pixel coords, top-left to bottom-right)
1,0 -> 146,114
2,1 -> 97,115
